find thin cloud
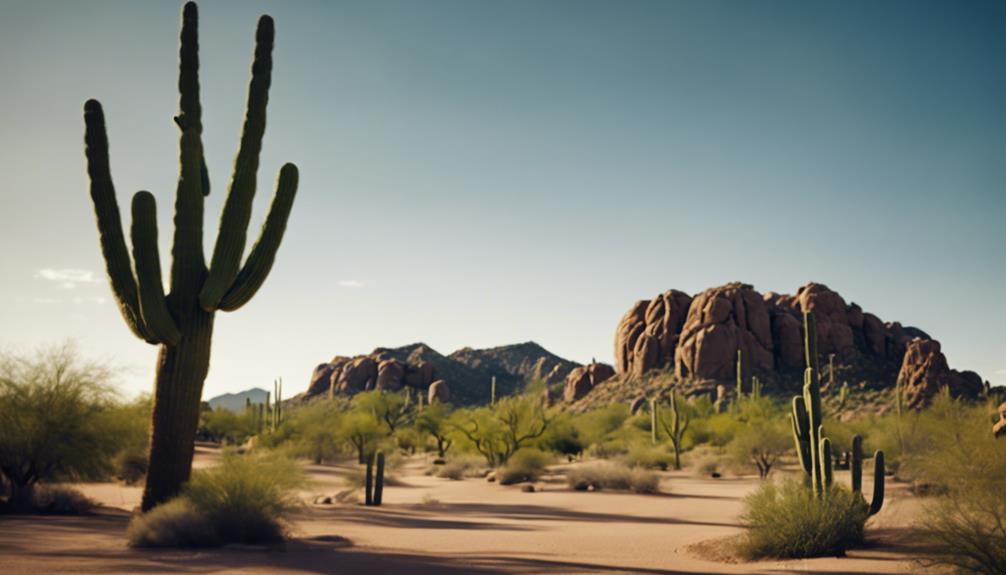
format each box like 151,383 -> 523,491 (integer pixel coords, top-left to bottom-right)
35,268 -> 100,289
338,280 -> 365,288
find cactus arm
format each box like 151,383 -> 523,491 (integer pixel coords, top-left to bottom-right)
199,15 -> 275,311
83,100 -> 158,344
174,1 -> 209,199
130,192 -> 182,345
851,434 -> 863,493
819,436 -> 833,489
790,396 -> 812,476
217,163 -> 298,311
869,451 -> 885,515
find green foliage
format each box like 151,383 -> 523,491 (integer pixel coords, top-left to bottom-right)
534,412 -> 583,458
726,417 -> 790,478
0,344 -> 134,509
739,478 -> 869,559
183,451 -> 306,543
498,448 -> 552,485
415,401 -> 454,457
354,390 -> 412,435
624,444 -> 673,470
199,407 -> 258,445
655,391 -> 690,469
452,394 -> 550,466
340,411 -> 383,464
570,403 -> 629,448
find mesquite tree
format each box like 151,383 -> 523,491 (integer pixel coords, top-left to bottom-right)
83,2 -> 298,511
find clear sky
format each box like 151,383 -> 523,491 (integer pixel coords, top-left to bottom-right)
1,0 -> 1003,399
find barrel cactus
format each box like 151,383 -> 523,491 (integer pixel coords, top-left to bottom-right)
83,2 -> 298,511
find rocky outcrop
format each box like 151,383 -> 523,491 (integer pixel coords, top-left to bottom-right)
897,338 -> 984,409
563,362 -> 616,402
614,290 -> 692,377
304,341 -> 579,406
994,402 -> 1006,439
611,281 -> 982,408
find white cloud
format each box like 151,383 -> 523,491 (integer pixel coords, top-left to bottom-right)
35,268 -> 100,289
338,280 -> 365,288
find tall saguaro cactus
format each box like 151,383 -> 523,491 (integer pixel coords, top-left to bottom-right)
83,2 -> 298,511
790,312 -> 884,515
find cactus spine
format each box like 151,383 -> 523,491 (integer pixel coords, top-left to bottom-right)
790,312 -> 884,514
83,2 -> 298,511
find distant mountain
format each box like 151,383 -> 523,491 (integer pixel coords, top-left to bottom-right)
303,341 -> 579,406
207,388 -> 270,412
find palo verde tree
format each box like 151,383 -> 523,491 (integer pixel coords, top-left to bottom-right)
83,2 -> 298,511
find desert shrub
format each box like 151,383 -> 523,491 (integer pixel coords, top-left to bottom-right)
182,451 -> 307,544
415,402 -> 454,457
30,485 -> 96,515
571,404 -> 629,449
911,398 -> 1006,574
535,413 -> 584,459
435,456 -> 483,480
199,407 -> 257,445
0,344 -> 125,510
587,439 -> 629,459
624,444 -> 672,470
686,445 -> 724,476
498,448 -> 552,485
738,478 -> 869,559
725,418 -> 791,478
127,499 -> 218,548
566,462 -> 661,494
688,412 -> 740,448
452,395 -> 550,467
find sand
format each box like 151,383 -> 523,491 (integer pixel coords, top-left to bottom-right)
0,448 -> 931,574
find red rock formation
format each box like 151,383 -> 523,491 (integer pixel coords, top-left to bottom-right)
675,283 -> 773,382
897,338 -> 984,409
563,362 -> 616,402
614,290 -> 692,377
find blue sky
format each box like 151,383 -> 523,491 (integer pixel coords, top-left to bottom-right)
1,0 -> 1003,398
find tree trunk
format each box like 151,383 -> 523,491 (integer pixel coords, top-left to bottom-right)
141,310 -> 213,512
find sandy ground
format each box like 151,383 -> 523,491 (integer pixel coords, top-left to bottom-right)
0,446 -> 933,574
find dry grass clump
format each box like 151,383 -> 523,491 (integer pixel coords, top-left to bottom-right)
29,485 -> 96,515
566,463 -> 661,494
434,456 -> 484,480
127,499 -> 219,548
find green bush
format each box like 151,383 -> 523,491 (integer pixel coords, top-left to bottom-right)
181,451 -> 306,545
738,478 -> 869,559
114,449 -> 148,485
127,499 -> 218,548
499,448 -> 551,485
624,445 -> 672,470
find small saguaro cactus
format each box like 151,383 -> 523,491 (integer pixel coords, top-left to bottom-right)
650,398 -> 659,444
491,376 -> 497,405
271,377 -> 283,431
736,349 -> 744,399
657,390 -> 690,470
374,451 -> 386,506
83,2 -> 299,511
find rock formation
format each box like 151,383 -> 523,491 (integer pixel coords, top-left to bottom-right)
896,338 -> 983,409
428,380 -> 450,404
303,341 -> 579,406
563,361 -> 616,402
612,281 -> 982,408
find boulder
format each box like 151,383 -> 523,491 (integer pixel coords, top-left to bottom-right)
795,283 -> 855,357
335,357 -> 377,393
675,283 -> 773,382
375,359 -> 406,391
307,363 -> 336,396
614,290 -> 693,376
897,338 -> 984,409
563,361 -> 616,402
428,380 -> 450,404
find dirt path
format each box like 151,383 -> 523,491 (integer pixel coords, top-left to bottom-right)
0,450 -> 930,574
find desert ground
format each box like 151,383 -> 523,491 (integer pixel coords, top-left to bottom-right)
0,446 -> 932,575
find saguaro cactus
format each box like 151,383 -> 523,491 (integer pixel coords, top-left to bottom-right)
83,2 -> 298,511
657,391 -> 690,470
364,450 -> 385,506
791,312 -> 884,514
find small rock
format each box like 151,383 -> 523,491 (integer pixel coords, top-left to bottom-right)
521,485 -> 535,493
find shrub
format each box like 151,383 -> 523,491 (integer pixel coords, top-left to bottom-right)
566,462 -> 661,494
624,445 -> 672,470
182,451 -> 307,544
30,485 -> 96,515
738,478 -> 869,559
918,490 -> 1006,574
498,448 -> 551,485
725,419 -> 791,479
127,499 -> 219,548
435,457 -> 483,480
115,449 -> 148,485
